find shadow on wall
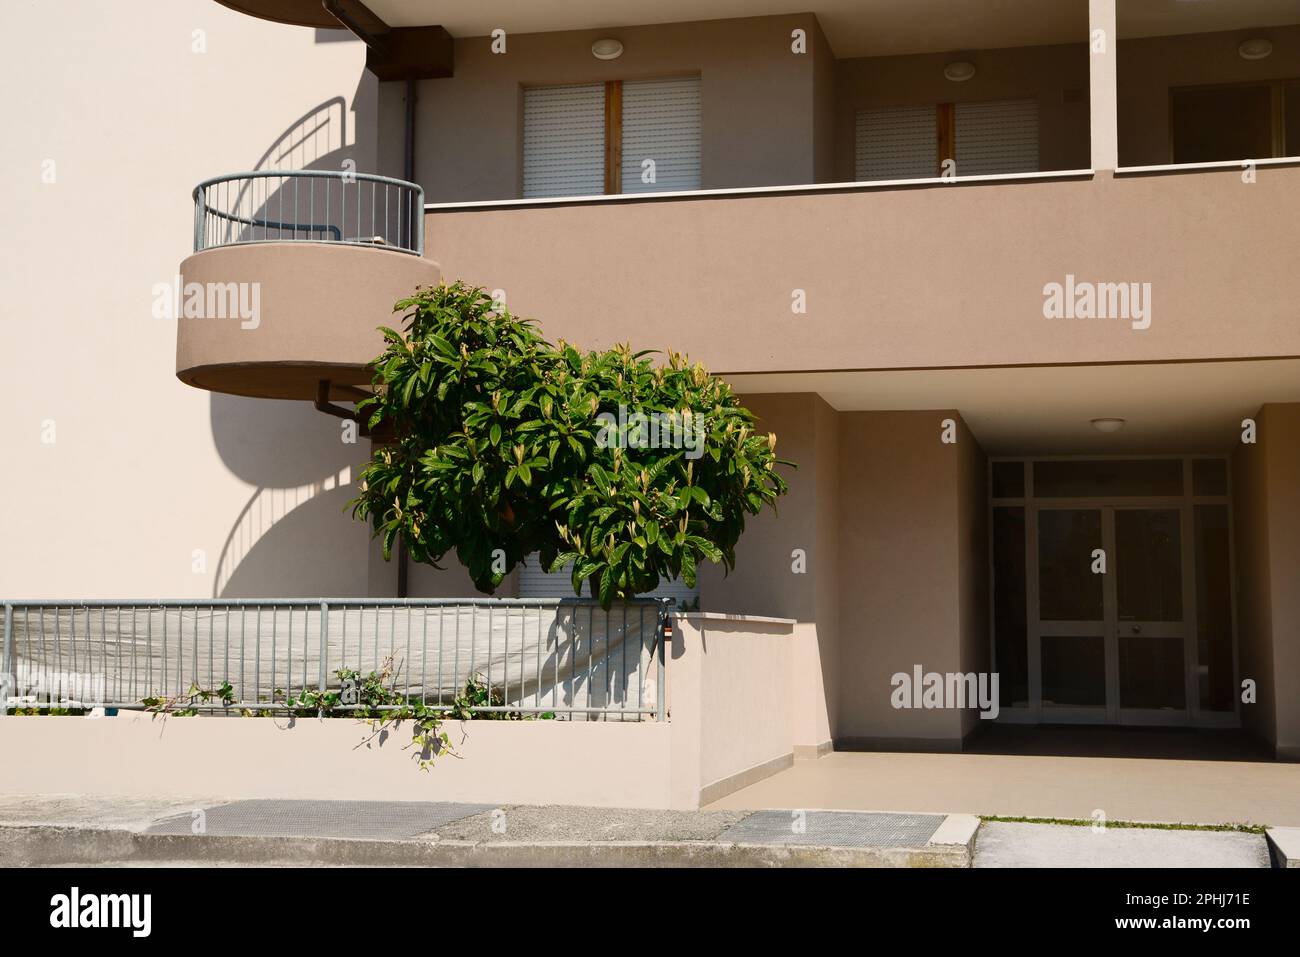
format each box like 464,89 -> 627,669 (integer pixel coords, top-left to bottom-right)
253,97 -> 349,173
314,28 -> 359,44
217,483 -> 371,598
209,393 -> 370,598
206,81 -> 384,599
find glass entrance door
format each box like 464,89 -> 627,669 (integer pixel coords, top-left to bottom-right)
991,456 -> 1237,728
1036,507 -> 1109,722
1033,505 -> 1190,724
1113,507 -> 1188,720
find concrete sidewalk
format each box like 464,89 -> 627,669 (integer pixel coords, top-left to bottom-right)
974,822 -> 1271,868
2,795 -> 1292,867
0,796 -> 978,868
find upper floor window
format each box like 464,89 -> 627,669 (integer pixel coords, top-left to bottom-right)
1170,80 -> 1300,163
523,76 -> 701,198
855,98 -> 1039,180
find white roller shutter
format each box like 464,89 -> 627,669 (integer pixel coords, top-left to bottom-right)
855,105 -> 937,181
954,98 -> 1039,176
620,76 -> 702,193
522,82 -> 605,198
517,558 -> 699,608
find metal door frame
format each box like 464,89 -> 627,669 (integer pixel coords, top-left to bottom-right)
989,455 -> 1239,728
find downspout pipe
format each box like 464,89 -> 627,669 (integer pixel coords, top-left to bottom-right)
314,380 -> 369,424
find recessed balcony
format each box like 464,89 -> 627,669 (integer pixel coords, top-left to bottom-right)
425,161 -> 1300,375
176,170 -> 440,401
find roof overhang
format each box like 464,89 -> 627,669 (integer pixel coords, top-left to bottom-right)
215,0 -> 1300,58
724,358 -> 1300,455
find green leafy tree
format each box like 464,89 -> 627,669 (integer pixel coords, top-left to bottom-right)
351,282 -> 791,607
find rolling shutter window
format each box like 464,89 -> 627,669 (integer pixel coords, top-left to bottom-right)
855,105 -> 938,181
517,558 -> 700,607
522,82 -> 606,198
954,98 -> 1039,175
620,76 -> 702,193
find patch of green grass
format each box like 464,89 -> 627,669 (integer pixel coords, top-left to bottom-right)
980,814 -> 1266,834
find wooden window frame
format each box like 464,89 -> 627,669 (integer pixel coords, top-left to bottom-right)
523,75 -> 701,197
936,102 -> 956,174
604,80 -> 622,194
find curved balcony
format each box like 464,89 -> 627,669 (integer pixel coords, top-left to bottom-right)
177,170 -> 440,401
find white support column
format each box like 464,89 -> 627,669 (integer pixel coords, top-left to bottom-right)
1089,0 -> 1119,171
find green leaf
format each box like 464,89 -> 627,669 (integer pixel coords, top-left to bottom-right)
346,281 -> 791,605
681,548 -> 697,588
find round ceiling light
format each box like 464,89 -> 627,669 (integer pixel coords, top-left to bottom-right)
943,61 -> 977,82
591,38 -> 624,60
1090,417 -> 1126,434
1238,38 -> 1273,61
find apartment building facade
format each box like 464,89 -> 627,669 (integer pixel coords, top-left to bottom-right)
8,1 -> 1300,767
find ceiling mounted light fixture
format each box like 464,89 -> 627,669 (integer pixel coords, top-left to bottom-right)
591,38 -> 624,60
943,61 -> 977,82
1091,417 -> 1126,434
1238,38 -> 1273,61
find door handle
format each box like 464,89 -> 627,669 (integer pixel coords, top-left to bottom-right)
1131,624 -> 1142,635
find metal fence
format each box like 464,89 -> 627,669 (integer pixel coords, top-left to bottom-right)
193,170 -> 424,256
0,599 -> 668,720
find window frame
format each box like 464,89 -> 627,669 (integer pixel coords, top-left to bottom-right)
520,74 -> 701,198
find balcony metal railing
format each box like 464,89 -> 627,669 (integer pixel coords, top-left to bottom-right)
193,170 -> 424,256
0,599 -> 668,720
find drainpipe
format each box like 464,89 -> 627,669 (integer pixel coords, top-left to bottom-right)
314,380 -> 367,426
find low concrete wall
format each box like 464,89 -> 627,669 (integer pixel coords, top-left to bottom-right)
0,614 -> 797,809
0,714 -> 672,808
668,614 -> 797,807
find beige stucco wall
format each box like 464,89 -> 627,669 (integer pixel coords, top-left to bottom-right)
1118,25 -> 1300,167
667,615 -> 796,806
0,2 -> 385,601
699,394 -> 839,751
0,614 -> 796,809
1233,403 -> 1300,759
1232,414 -> 1275,748
0,715 -> 674,807
835,411 -> 987,748
387,14 -> 830,202
426,165 -> 1300,377
955,418 -> 991,739
834,42 -> 1092,179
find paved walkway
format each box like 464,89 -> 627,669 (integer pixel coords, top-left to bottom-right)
0,795 -> 1289,866
706,751 -> 1300,826
974,822 -> 1270,868
0,796 -> 972,867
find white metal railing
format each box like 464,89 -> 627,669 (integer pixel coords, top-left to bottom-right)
194,170 -> 424,255
1,599 -> 668,720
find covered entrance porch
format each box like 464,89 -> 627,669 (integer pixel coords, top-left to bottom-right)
990,455 -> 1236,729
720,358 -> 1300,761
705,735 -> 1300,826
